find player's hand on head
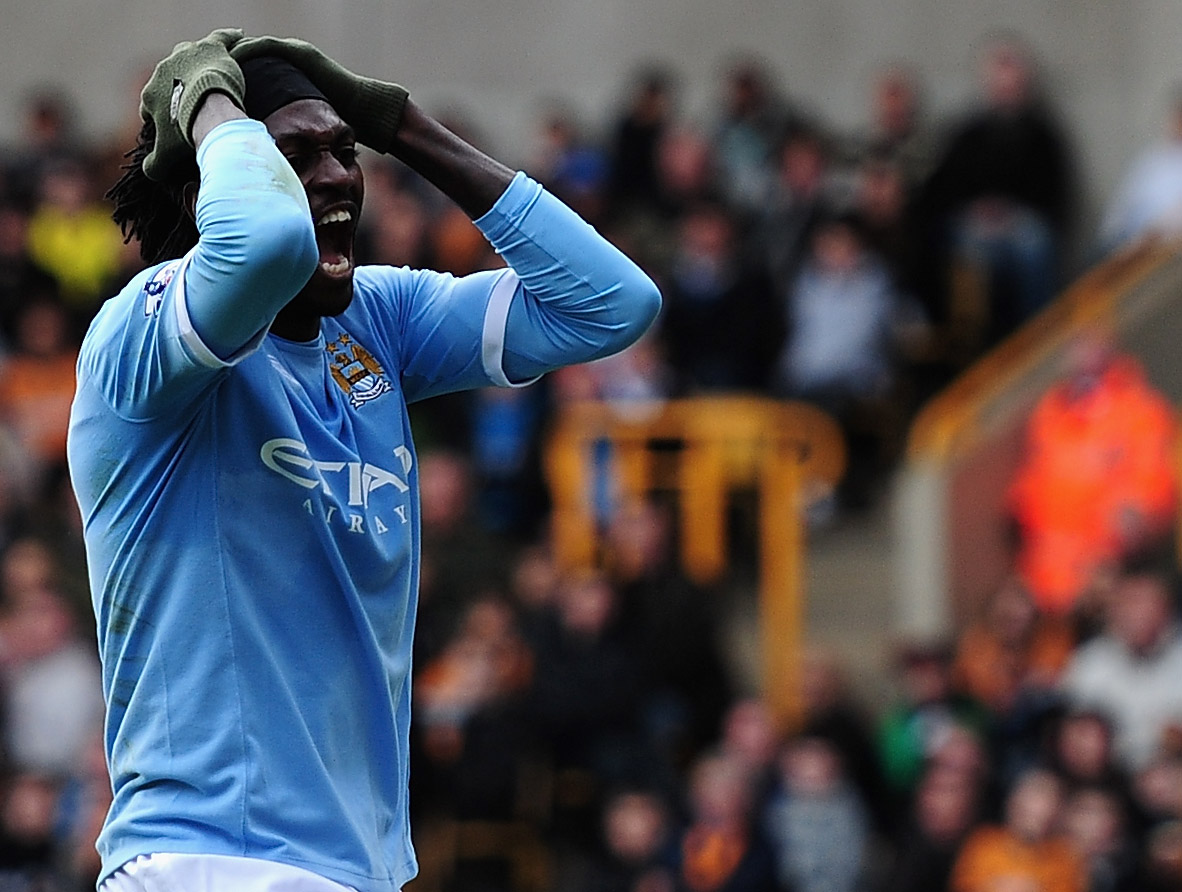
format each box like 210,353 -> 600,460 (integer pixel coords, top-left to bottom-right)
231,35 -> 409,154
140,27 -> 247,182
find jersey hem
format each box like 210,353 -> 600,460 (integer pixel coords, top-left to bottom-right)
101,844 -> 417,892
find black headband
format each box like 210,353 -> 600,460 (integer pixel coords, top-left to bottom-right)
241,56 -> 330,121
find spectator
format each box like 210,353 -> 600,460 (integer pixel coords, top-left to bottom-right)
525,569 -> 647,844
710,56 -> 796,214
415,450 -> 514,663
3,89 -> 79,209
1046,710 -> 1137,827
1060,784 -> 1140,892
0,295 -> 80,485
530,106 -> 609,223
607,499 -> 732,765
877,640 -> 991,808
507,540 -> 561,636
717,699 -> 780,807
850,65 -> 935,192
879,763 -> 983,892
57,729 -> 111,888
1098,88 -> 1182,252
26,156 -> 122,327
665,752 -> 778,892
949,767 -> 1086,892
355,158 -> 433,268
0,202 -> 61,351
555,330 -> 671,412
1007,333 -> 1177,615
0,538 -> 102,778
429,195 -> 496,277
654,125 -> 720,224
0,432 -> 37,568
1130,754 -> 1182,829
756,126 -> 833,292
771,212 -> 910,407
762,734 -> 871,892
954,574 -> 1074,715
849,153 -> 939,406
771,211 -> 922,505
852,152 -> 925,306
607,68 -> 677,220
954,574 -> 1074,784
0,772 -> 59,890
1137,821 -> 1182,892
580,788 -> 676,892
920,34 -> 1075,344
470,382 -> 550,539
658,201 -> 781,394
797,647 -> 887,833
413,594 -> 534,822
1059,566 -> 1182,772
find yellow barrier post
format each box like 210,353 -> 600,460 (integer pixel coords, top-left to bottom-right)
543,397 -> 845,730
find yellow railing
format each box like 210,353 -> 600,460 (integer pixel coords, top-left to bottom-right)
908,241 -> 1179,462
543,396 -> 846,728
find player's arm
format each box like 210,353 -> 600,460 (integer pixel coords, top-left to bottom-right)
230,37 -> 661,380
140,31 -> 318,359
191,92 -> 247,143
388,102 -> 661,381
390,100 -> 515,219
183,96 -> 319,360
86,32 -> 319,421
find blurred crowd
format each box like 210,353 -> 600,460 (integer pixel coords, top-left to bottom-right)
0,27 -> 1179,892
409,456 -> 1182,892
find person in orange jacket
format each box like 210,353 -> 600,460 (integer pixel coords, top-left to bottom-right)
950,768 -> 1087,892
1007,332 -> 1177,614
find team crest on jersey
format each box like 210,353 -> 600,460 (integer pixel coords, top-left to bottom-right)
326,332 -> 392,408
142,260 -> 182,316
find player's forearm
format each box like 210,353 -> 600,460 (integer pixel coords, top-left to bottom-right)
387,99 -> 515,219
187,117 -> 318,356
476,174 -> 662,381
191,92 -> 248,147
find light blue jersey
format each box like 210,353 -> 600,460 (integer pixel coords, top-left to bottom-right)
68,120 -> 659,891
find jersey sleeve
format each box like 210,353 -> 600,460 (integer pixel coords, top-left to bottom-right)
478,173 -> 661,383
350,265 -> 517,404
360,173 -> 660,404
77,119 -> 318,422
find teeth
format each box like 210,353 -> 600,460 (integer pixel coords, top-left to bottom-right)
320,257 -> 352,275
316,209 -> 352,226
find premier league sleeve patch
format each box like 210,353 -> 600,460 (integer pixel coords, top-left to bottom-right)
143,259 -> 183,316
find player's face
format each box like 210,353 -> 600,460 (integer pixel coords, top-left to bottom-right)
264,99 -> 365,341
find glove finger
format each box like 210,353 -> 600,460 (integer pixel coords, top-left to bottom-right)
142,135 -> 191,183
142,145 -> 164,182
205,27 -> 245,49
230,36 -> 309,63
230,36 -> 354,82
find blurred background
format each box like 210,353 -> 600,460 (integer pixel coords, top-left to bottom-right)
4,2 -> 1182,891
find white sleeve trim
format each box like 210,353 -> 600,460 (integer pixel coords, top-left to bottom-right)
174,250 -> 268,368
480,269 -> 538,388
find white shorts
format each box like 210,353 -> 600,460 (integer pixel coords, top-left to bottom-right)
100,853 -> 360,892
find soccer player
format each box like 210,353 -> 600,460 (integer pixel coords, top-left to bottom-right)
67,30 -> 660,892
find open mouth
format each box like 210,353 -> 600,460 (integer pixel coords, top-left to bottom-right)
314,207 -> 357,279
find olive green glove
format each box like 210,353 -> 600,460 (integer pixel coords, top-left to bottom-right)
231,36 -> 408,154
140,28 -> 246,181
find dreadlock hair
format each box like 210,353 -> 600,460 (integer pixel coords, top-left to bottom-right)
106,118 -> 200,265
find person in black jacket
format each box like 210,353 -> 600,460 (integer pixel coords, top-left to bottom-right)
919,35 -> 1076,347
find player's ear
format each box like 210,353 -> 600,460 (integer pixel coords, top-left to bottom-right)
182,181 -> 199,222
